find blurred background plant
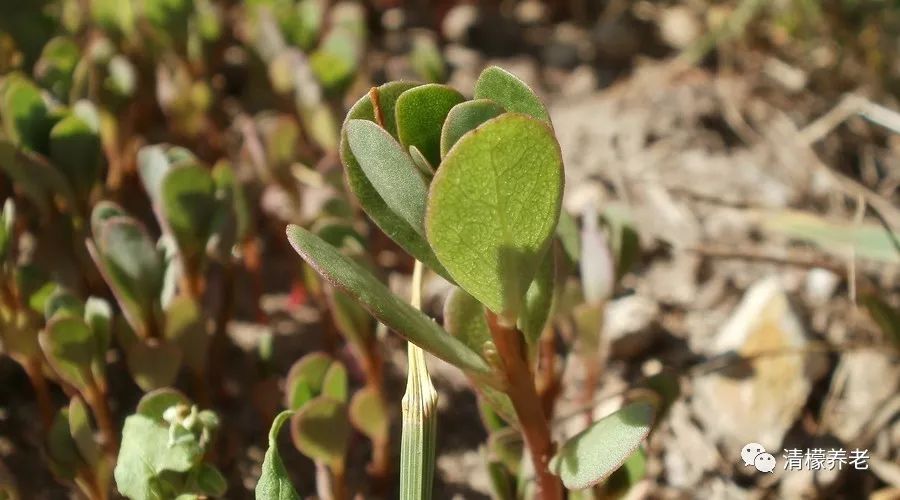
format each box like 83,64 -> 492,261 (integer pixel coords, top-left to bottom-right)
0,0 -> 898,498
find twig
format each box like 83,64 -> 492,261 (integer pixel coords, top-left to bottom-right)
785,98 -> 900,233
801,94 -> 900,144
684,243 -> 847,275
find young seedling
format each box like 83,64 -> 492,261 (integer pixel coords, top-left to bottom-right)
569,202 -> 640,424
285,354 -> 351,499
301,217 -> 393,489
40,287 -> 116,453
86,201 -> 198,392
284,66 -> 660,499
114,389 -> 226,499
259,347 -> 392,499
45,397 -> 114,500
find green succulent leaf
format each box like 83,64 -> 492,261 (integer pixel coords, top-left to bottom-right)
349,386 -> 389,443
136,388 -> 190,421
408,145 -> 434,178
549,401 -> 656,490
473,66 -> 550,124
395,83 -> 464,166
1,76 -> 53,152
114,414 -> 202,500
137,145 -> 173,207
345,119 -> 429,235
142,0 -> 192,36
440,99 -> 505,158
330,2 -> 366,37
410,33 -> 446,84
290,0 -> 324,50
286,225 -> 491,378
189,463 -> 227,497
0,140 -> 74,218
84,297 -> 112,380
255,410 -> 300,500
321,361 -> 348,403
342,82 -> 453,281
290,396 -> 349,468
0,199 -> 12,260
519,246 -> 556,347
555,209 -> 580,263
68,396 -> 102,468
46,408 -> 80,479
106,55 -> 138,97
603,206 -> 640,283
163,296 -> 207,372
35,36 -> 80,101
485,459 -> 516,500
309,27 -> 363,93
44,287 -> 84,322
326,288 -> 373,350
117,320 -> 182,391
91,215 -> 165,335
160,164 -> 217,263
425,113 -> 564,321
313,219 -> 365,251
91,0 -> 135,35
39,316 -> 97,390
255,114 -> 300,177
444,287 -> 491,358
49,112 -> 102,201
487,428 -> 524,474
285,352 -> 333,410
16,264 -> 52,318
602,447 -> 647,497
90,200 -> 127,235
639,371 -> 680,424
211,160 -> 251,249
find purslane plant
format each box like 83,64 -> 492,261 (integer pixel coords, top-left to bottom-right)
281,66 -> 659,499
113,389 -> 226,499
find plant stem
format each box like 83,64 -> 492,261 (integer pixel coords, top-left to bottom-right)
536,326 -> 561,419
242,238 -> 267,323
360,343 -> 391,492
485,312 -> 562,500
400,260 -> 437,500
331,464 -> 347,500
315,462 -> 346,500
209,260 -> 235,402
23,357 -> 54,431
580,349 -> 601,426
83,383 -> 118,454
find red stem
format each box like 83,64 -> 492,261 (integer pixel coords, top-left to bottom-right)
486,312 -> 562,500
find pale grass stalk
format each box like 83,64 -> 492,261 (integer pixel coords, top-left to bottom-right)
400,260 -> 438,500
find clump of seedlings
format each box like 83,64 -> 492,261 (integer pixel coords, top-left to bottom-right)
269,66 -> 662,499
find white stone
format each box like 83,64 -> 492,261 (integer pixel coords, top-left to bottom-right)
693,277 -> 826,452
